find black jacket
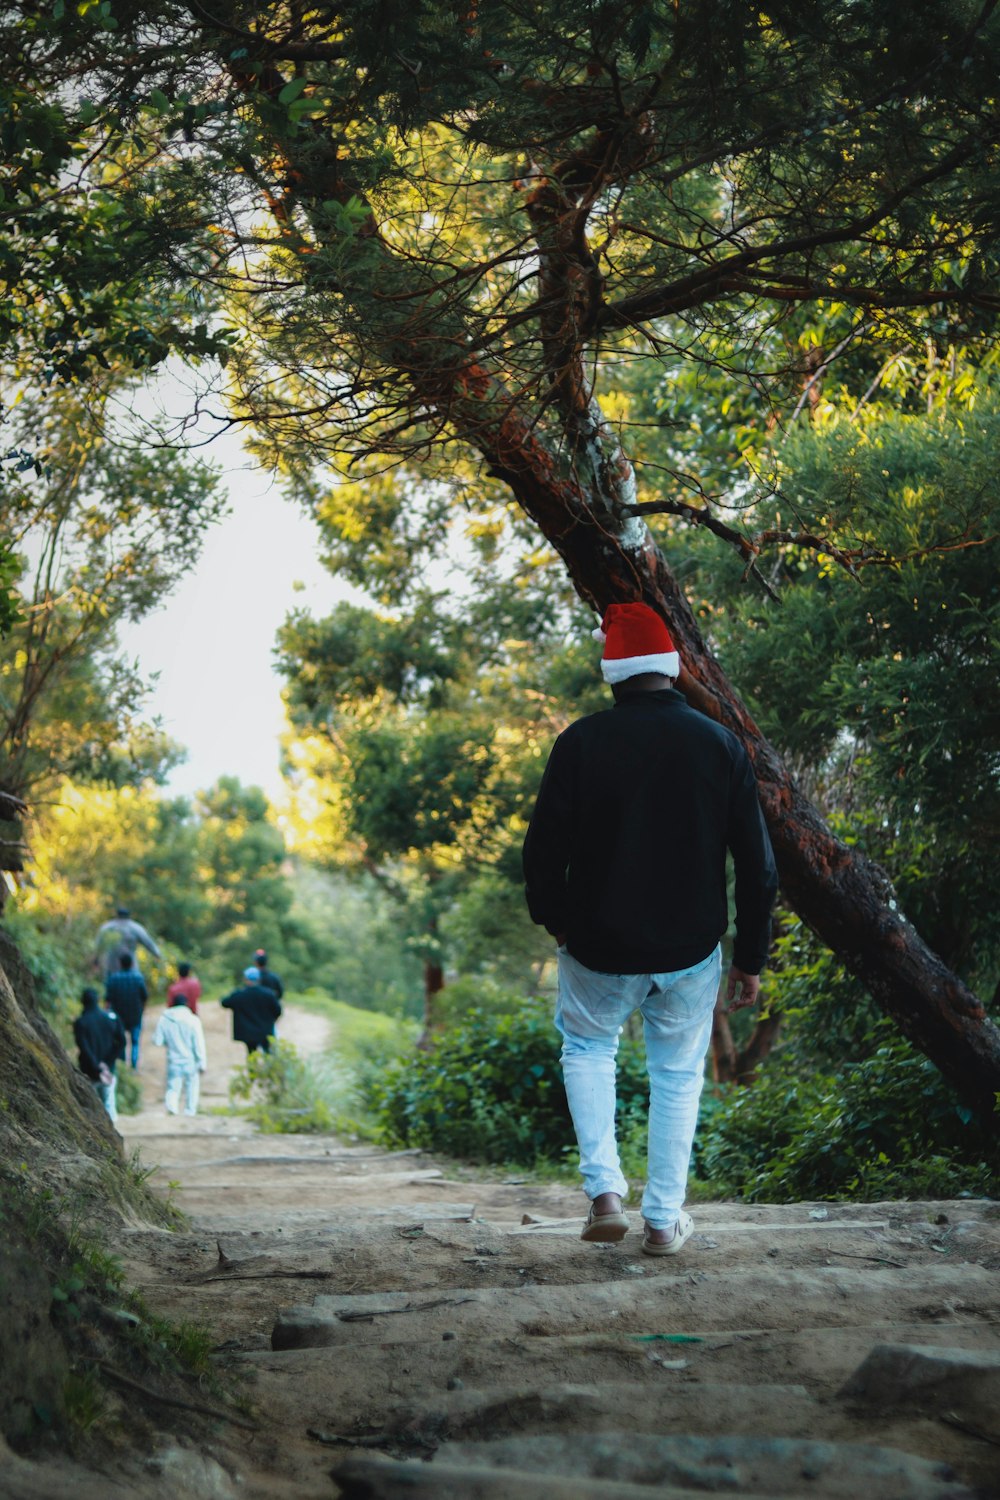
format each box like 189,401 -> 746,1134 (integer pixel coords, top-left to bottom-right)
522,687 -> 778,975
221,984 -> 282,1047
74,1005 -> 127,1081
104,970 -> 148,1030
257,967 -> 283,1000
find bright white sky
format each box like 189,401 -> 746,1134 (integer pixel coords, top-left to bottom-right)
118,432 -> 351,802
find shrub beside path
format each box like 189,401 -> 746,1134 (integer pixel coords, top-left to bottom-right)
113,999 -> 1000,1499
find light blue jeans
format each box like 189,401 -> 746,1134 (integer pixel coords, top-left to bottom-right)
93,1074 -> 118,1124
555,944 -> 722,1229
165,1063 -> 200,1116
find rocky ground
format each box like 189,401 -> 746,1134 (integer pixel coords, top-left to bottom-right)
8,997 -> 1000,1498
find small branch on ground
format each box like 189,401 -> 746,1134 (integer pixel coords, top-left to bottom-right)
97,1361 -> 259,1431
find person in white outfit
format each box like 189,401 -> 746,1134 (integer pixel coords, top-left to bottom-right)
153,994 -> 208,1116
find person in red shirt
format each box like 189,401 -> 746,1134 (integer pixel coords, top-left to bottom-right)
166,961 -> 202,1016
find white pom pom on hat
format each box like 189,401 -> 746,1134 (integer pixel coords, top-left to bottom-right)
595,602 -> 680,684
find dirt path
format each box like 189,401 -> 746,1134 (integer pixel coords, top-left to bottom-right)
103,1001 -> 1000,1499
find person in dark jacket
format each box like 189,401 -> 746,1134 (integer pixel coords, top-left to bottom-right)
221,967 -> 282,1054
253,949 -> 284,1000
523,602 -> 778,1258
104,951 -> 148,1069
74,987 -> 126,1122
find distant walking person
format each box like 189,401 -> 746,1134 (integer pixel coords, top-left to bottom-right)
253,949 -> 284,1001
153,994 -> 207,1116
166,961 -> 202,1016
104,952 -> 148,1069
74,987 -> 126,1123
222,967 -> 282,1055
94,904 -> 161,979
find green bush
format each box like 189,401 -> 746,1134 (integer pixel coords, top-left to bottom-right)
114,1068 -> 143,1115
431,974 -> 527,1030
1,912 -> 81,1020
229,1039 -> 334,1133
369,998 -> 649,1165
687,916 -> 999,1202
694,1030 -> 999,1201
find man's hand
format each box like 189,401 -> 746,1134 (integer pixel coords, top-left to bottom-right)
724,967 -> 760,1013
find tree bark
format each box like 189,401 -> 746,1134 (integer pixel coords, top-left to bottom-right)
713,1009 -> 784,1086
417,958 -> 445,1052
710,1011 -> 739,1084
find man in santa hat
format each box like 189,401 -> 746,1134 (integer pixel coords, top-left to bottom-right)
523,601 -> 777,1255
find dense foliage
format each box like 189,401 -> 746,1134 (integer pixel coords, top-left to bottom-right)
371,998 -> 647,1165
693,922 -> 999,1199
370,940 -> 999,1197
684,394 -> 1000,993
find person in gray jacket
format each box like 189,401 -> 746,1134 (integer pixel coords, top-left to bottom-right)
523,602 -> 777,1258
94,904 -> 162,978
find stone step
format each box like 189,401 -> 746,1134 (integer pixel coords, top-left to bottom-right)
841,1342 -> 1000,1442
311,1379 -> 821,1446
513,1214 -> 893,1236
272,1263 -> 999,1349
150,1166 -> 448,1194
120,1208 -> 999,1314
143,1148 -> 430,1171
237,1321 -> 999,1405
329,1434 -> 976,1500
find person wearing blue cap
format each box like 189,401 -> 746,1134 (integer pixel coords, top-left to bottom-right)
220,966 -> 282,1055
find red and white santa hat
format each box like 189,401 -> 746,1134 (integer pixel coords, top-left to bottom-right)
592,602 -> 681,684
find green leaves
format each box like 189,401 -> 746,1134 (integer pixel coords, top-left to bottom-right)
278,77 -> 308,106
692,919 -> 1000,1202
321,196 -> 371,236
370,994 -> 652,1166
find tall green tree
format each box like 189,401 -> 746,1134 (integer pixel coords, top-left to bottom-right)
690,391 -> 1000,996
10,0 -> 1000,1114
0,385 -> 225,804
277,591 -> 587,1032
16,774 -> 295,991
193,777 -> 293,971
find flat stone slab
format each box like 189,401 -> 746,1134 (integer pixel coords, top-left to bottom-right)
331,1434 -> 976,1499
513,1216 -> 892,1236
378,1379 -> 818,1444
450,1434 -> 977,1495
240,1321 -> 1000,1412
842,1342 -> 1000,1440
272,1263 -> 1000,1349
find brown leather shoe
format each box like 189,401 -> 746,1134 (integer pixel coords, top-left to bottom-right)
581,1201 -> 630,1242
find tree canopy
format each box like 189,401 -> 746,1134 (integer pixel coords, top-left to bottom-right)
4,0 -> 1000,1116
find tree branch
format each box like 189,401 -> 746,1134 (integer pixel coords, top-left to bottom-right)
600,135 -> 994,332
